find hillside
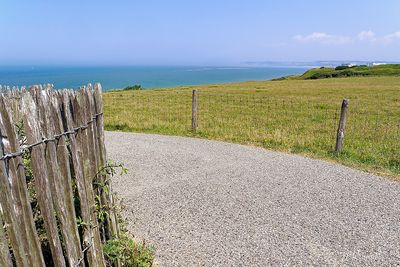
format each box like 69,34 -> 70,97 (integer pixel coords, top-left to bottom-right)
277,64 -> 400,80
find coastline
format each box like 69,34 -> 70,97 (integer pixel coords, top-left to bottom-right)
0,65 -> 308,90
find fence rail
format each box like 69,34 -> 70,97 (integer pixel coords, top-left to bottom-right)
0,84 -> 119,266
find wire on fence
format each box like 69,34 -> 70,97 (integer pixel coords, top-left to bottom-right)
73,225 -> 99,267
0,112 -> 103,161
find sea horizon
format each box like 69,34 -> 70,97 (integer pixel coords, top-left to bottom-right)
0,65 -> 309,91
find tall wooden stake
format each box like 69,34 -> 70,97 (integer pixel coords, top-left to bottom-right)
192,90 -> 198,131
335,99 -> 349,153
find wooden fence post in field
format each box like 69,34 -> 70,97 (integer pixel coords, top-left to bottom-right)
192,89 -> 198,131
335,99 -> 349,153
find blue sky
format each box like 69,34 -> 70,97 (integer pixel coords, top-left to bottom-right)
1,1 -> 399,66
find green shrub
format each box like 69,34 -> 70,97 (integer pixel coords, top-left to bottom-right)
102,187 -> 155,267
123,85 -> 142,91
103,234 -> 155,267
335,65 -> 350,70
309,72 -> 332,79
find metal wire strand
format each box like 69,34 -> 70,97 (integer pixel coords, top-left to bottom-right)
0,112 -> 103,161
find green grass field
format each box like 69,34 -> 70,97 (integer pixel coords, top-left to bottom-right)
103,77 -> 400,178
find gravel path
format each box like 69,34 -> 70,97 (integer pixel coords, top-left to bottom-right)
105,131 -> 400,266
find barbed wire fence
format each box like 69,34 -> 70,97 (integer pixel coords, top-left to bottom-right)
0,84 -> 120,266
104,88 -> 400,175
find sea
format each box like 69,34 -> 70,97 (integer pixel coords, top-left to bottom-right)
0,66 -> 309,91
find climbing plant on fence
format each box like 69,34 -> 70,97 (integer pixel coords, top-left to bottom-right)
0,83 -> 119,266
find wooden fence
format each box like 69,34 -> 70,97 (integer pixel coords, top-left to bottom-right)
0,84 -> 119,266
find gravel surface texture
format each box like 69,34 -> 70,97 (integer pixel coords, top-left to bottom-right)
105,131 -> 400,267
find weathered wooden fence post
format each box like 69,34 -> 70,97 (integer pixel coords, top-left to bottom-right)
192,89 -> 198,131
335,99 -> 349,153
0,84 -> 122,266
